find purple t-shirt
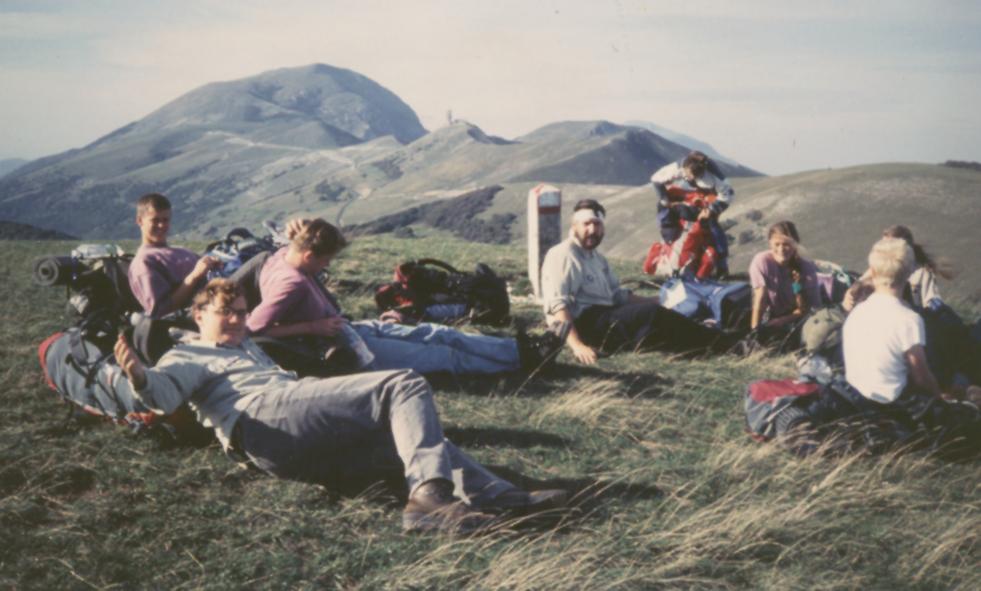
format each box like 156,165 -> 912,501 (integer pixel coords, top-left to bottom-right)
246,248 -> 339,334
748,251 -> 821,319
128,244 -> 200,318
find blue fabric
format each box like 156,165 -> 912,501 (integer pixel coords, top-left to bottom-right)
351,320 -> 519,375
660,278 -> 750,325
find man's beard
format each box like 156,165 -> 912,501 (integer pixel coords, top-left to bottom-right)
577,232 -> 603,250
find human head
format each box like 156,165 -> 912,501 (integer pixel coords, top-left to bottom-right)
135,193 -> 172,247
192,279 -> 248,346
570,199 -> 606,250
767,221 -> 801,266
289,218 -> 349,273
868,237 -> 915,290
683,151 -> 709,179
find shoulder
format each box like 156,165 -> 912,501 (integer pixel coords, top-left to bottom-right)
749,251 -> 773,270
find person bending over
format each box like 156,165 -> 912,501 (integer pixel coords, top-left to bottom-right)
114,279 -> 565,533
650,150 -> 735,275
127,193 -> 220,318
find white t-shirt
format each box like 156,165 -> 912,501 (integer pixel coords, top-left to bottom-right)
843,292 -> 925,403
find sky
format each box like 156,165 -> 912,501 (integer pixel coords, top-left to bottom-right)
1,0 -> 979,175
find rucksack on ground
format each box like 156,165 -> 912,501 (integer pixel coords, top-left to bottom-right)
375,258 -> 510,325
38,324 -> 209,442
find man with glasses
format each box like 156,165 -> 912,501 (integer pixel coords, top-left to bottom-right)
113,278 -> 566,533
540,199 -> 739,364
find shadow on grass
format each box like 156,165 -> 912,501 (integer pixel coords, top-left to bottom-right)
428,365 -> 674,400
443,426 -> 569,449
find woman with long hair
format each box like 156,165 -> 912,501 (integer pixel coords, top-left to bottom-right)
881,224 -> 953,311
748,221 -> 822,334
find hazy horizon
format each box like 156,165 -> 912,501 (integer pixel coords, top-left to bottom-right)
1,1 -> 979,175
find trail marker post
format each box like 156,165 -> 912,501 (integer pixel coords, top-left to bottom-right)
527,184 -> 562,301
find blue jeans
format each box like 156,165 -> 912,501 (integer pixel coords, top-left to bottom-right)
351,320 -> 519,375
237,369 -> 516,503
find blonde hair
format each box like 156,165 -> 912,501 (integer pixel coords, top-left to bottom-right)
291,218 -> 348,257
868,237 -> 915,289
192,278 -> 243,313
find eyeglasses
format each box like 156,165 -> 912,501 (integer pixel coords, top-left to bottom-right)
209,306 -> 248,319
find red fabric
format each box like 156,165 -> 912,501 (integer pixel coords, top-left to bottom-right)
37,332 -> 64,391
642,220 -> 717,278
749,379 -> 820,404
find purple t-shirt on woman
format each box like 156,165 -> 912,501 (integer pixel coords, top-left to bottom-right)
128,244 -> 200,318
246,248 -> 339,334
748,251 -> 821,319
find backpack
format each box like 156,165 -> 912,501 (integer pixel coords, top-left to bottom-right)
204,227 -> 281,279
38,322 -> 209,442
375,258 -> 510,325
34,245 -> 142,347
800,306 -> 847,368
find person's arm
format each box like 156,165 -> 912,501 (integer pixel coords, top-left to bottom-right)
905,344 -> 944,399
750,286 -> 767,329
553,307 -> 598,365
709,176 -> 734,215
261,316 -> 346,339
166,256 -> 221,313
114,335 -> 205,414
247,275 -> 343,338
541,248 -> 598,364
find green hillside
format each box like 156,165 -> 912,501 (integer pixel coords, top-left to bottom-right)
1,234 -> 978,589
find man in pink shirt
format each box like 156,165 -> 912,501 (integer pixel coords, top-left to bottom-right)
127,193 -> 220,318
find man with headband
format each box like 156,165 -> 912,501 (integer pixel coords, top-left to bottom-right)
540,199 -> 738,364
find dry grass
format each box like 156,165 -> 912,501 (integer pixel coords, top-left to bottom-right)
1,235 -> 979,589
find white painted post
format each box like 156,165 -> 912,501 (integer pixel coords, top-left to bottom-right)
527,183 -> 562,301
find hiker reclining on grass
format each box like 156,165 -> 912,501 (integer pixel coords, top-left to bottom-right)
127,193 -> 221,318
113,278 -> 566,533
539,199 -> 740,365
842,237 -> 981,433
244,218 -> 560,375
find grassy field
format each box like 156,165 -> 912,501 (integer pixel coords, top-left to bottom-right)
1,231 -> 979,590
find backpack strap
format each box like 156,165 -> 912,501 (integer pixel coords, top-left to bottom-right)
415,258 -> 462,275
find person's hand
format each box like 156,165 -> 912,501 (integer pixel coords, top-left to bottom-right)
698,207 -> 712,221
569,341 -> 598,365
307,316 -> 346,337
285,218 -> 310,240
114,334 -> 147,390
189,255 -> 222,282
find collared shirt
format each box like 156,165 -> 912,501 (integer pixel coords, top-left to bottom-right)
128,244 -> 200,317
540,236 -> 631,321
129,338 -> 299,450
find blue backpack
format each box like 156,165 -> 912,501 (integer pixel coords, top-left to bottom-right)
659,277 -> 751,330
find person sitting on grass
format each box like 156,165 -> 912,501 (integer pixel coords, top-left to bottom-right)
748,221 -> 821,350
539,199 -> 740,365
113,278 -> 566,534
245,218 -> 561,375
127,193 -> 221,318
842,237 -> 980,429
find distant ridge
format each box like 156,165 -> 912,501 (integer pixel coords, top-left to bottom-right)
0,220 -> 77,240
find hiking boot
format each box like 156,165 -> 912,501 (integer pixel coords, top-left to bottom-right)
402,479 -> 496,534
481,488 -> 569,515
517,330 -> 564,371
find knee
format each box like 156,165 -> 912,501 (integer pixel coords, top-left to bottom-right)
387,369 -> 433,401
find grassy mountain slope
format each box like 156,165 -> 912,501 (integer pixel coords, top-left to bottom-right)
1,233 -> 978,589
596,163 -> 981,303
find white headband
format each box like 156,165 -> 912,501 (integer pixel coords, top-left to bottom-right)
572,208 -> 604,224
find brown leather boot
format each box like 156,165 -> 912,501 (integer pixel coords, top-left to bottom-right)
402,479 -> 496,534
